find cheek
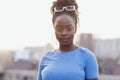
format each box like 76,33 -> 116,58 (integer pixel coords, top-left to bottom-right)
70,30 -> 75,35
70,32 -> 75,39
55,32 -> 60,39
71,34 -> 75,39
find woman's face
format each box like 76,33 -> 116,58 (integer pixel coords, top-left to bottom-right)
53,14 -> 76,46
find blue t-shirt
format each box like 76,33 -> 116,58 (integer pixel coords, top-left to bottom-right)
38,47 -> 99,80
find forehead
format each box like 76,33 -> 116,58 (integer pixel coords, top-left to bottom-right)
54,14 -> 75,25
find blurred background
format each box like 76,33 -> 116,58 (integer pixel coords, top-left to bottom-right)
0,0 -> 120,80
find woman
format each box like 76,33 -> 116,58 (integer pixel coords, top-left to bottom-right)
38,0 -> 99,80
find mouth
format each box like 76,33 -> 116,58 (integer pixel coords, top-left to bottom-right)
60,38 -> 69,42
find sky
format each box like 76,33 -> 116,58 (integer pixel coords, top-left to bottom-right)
0,0 -> 120,50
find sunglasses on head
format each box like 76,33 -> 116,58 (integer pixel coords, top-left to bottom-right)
54,6 -> 75,13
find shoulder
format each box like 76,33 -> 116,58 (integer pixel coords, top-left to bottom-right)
43,50 -> 56,57
41,50 -> 57,60
77,46 -> 94,55
39,50 -> 56,65
76,46 -> 96,60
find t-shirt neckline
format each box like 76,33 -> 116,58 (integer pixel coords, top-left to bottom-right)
55,47 -> 79,54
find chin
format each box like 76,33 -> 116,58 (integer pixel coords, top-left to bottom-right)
60,42 -> 71,46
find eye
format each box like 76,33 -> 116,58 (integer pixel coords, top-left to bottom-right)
55,26 -> 62,32
66,27 -> 72,31
66,25 -> 74,31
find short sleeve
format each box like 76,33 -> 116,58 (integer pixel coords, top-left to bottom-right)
37,65 -> 43,80
37,56 -> 46,80
85,52 -> 99,79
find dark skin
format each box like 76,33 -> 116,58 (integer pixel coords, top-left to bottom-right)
53,14 -> 98,80
53,14 -> 77,52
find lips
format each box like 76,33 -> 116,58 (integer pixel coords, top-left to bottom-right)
60,38 -> 69,42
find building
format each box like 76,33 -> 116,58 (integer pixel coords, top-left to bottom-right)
77,33 -> 96,53
12,49 -> 32,61
93,39 -> 120,59
25,43 -> 54,61
77,33 -> 120,59
0,50 -> 13,80
4,60 -> 39,80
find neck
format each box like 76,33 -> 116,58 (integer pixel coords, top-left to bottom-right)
59,43 -> 77,52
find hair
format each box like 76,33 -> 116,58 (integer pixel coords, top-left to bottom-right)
50,0 -> 79,27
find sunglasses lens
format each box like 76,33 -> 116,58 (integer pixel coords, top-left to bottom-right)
66,6 -> 75,11
55,7 -> 63,12
56,7 -> 63,10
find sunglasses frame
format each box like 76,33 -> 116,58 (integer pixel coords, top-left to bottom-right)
54,6 -> 75,13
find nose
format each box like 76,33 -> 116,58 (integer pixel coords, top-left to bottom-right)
61,30 -> 67,36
